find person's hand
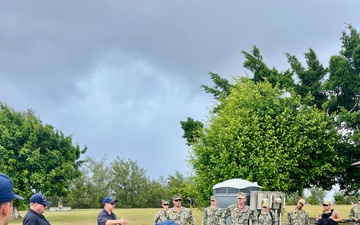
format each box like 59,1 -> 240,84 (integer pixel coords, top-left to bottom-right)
120,216 -> 129,224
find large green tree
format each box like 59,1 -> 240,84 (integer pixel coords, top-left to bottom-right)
191,78 -> 341,203
0,103 -> 86,216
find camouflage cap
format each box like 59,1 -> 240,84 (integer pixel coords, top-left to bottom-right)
323,200 -> 331,205
172,194 -> 181,200
298,199 -> 306,205
162,200 -> 169,205
262,202 -> 270,208
237,192 -> 246,199
210,196 -> 217,201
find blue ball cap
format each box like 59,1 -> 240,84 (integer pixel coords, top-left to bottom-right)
30,193 -> 52,206
103,196 -> 118,204
0,173 -> 24,203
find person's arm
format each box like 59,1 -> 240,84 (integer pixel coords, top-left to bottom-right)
189,209 -> 195,225
316,213 -> 322,222
154,211 -> 160,225
285,211 -> 291,225
304,211 -> 310,225
106,217 -> 129,225
330,210 -> 342,223
350,207 -> 355,221
202,208 -> 207,225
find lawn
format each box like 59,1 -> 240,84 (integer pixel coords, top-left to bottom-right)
9,205 -> 354,225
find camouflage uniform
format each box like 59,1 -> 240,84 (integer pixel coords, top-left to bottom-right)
349,204 -> 360,222
285,208 -> 309,225
168,206 -> 195,225
221,204 -> 255,225
154,209 -> 168,225
202,206 -> 224,225
256,211 -> 276,225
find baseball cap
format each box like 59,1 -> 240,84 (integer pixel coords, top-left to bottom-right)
210,196 -> 217,201
262,202 -> 270,208
172,194 -> 181,200
298,199 -> 306,205
162,200 -> 169,204
103,196 -> 118,204
237,192 -> 246,199
323,200 -> 331,205
0,173 -> 24,203
30,193 -> 52,206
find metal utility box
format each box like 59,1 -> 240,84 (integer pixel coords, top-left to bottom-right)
212,178 -> 262,208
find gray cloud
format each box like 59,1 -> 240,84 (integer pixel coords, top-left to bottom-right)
1,0 -> 360,178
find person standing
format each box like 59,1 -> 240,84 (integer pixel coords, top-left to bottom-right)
97,196 -> 129,225
256,202 -> 276,225
221,192 -> 255,225
350,198 -> 360,222
154,200 -> 170,225
316,200 -> 342,225
202,196 -> 223,225
0,173 -> 24,225
285,199 -> 309,225
23,193 -> 52,225
168,194 -> 195,225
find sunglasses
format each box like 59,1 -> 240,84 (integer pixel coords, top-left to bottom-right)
109,203 -> 115,205
174,199 -> 181,202
163,204 -> 169,206
262,206 -> 268,208
323,204 -> 329,207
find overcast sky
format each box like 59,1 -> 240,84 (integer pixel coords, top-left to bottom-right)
1,1 -> 360,180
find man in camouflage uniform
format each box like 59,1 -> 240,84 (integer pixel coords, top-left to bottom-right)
168,194 -> 195,225
285,199 -> 309,225
350,198 -> 360,222
256,202 -> 276,225
221,192 -> 255,225
202,196 -> 223,225
154,200 -> 170,225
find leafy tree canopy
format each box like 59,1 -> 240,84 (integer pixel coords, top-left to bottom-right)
191,78 -> 342,203
0,103 -> 87,207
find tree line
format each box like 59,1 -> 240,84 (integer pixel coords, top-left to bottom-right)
1,25 -> 360,213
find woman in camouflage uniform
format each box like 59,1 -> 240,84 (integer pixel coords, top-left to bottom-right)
154,200 -> 170,225
256,202 -> 276,225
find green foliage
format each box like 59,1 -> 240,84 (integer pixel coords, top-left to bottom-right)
0,103 -> 86,208
285,48 -> 328,109
333,190 -> 357,205
191,78 -> 341,204
180,117 -> 204,146
307,187 -> 326,205
242,46 -> 294,90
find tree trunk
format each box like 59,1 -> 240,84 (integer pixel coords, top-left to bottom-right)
12,206 -> 22,219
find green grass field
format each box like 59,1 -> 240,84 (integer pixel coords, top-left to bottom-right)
9,205 -> 355,225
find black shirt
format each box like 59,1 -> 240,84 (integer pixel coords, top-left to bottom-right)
97,208 -> 118,225
23,209 -> 51,225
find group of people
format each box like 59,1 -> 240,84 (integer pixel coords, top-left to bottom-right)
153,193 -> 360,225
0,172 -> 130,225
3,172 -> 360,225
0,172 -> 57,225
153,192 -> 275,225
